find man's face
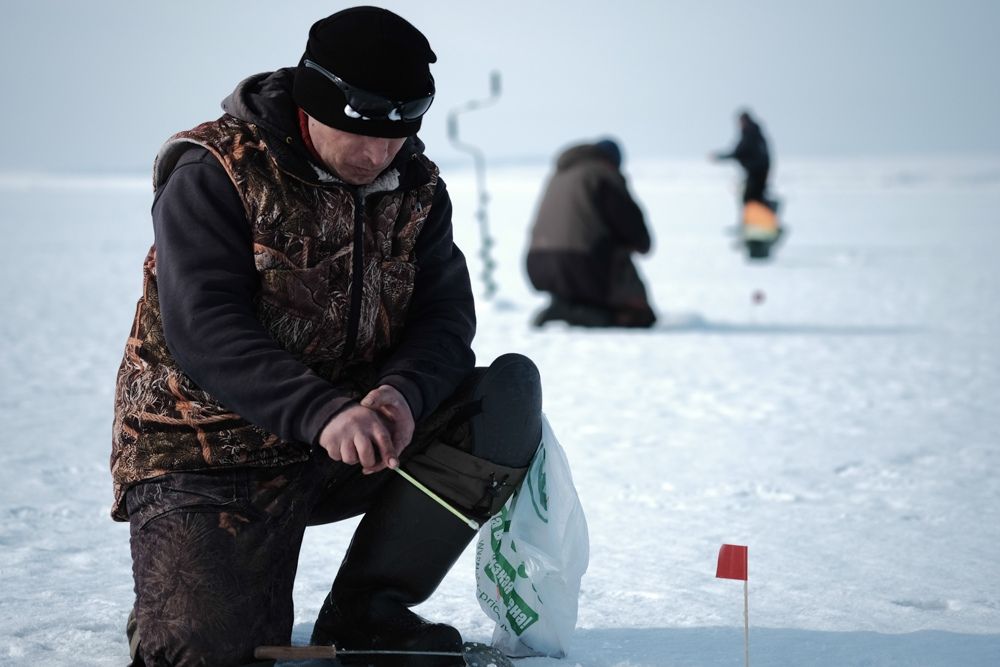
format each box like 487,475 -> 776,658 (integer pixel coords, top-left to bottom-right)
307,116 -> 407,185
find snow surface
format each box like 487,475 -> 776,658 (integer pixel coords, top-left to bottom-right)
2,156 -> 1000,666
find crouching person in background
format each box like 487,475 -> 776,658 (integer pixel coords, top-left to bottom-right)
526,138 -> 656,328
110,8 -> 541,666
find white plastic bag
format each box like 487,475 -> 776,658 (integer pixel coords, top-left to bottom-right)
475,414 -> 589,657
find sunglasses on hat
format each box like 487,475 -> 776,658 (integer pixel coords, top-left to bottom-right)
303,59 -> 434,122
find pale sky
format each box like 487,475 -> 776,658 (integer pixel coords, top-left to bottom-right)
3,0 -> 999,172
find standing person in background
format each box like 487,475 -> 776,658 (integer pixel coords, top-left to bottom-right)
111,7 -> 543,666
526,138 -> 656,328
712,109 -> 775,210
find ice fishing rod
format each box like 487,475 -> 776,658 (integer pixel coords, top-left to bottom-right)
393,466 -> 480,530
447,71 -> 502,300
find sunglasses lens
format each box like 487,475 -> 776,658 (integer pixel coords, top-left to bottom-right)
345,93 -> 394,118
350,95 -> 433,121
397,95 -> 434,120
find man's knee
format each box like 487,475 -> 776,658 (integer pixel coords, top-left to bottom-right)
133,620 -> 265,667
404,353 -> 544,519
470,352 -> 542,468
132,568 -> 285,667
131,561 -> 282,666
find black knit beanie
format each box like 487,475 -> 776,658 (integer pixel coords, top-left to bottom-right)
293,6 -> 437,138
594,138 -> 623,168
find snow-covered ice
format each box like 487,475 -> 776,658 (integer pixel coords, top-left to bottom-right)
1,156 -> 999,666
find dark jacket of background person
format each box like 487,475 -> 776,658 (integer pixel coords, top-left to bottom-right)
526,143 -> 653,315
715,112 -> 771,204
717,115 -> 770,172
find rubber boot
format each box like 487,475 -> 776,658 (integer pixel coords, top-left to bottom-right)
310,474 -> 474,666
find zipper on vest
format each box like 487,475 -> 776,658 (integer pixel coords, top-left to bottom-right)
343,190 -> 365,357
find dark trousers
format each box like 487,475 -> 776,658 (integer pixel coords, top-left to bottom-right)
126,367 -> 532,667
527,249 -> 656,328
742,166 -> 770,205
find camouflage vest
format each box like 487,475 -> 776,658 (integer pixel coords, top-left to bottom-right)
111,115 -> 438,520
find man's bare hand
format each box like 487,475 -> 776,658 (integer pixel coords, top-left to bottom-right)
317,404 -> 395,474
360,384 -> 415,467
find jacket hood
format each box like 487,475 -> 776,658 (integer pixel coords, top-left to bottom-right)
221,69 -> 427,187
555,143 -> 619,172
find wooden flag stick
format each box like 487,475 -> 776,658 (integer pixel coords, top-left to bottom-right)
743,578 -> 750,667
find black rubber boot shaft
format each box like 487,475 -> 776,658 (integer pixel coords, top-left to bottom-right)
311,475 -> 474,665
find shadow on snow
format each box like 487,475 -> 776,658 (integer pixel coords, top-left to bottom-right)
655,313 -> 922,337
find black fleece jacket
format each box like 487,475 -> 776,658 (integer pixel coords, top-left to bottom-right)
717,120 -> 771,173
152,71 -> 475,446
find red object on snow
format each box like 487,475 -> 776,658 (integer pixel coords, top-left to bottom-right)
716,544 -> 748,580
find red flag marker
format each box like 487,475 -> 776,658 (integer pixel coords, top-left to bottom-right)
716,544 -> 750,667
716,544 -> 748,580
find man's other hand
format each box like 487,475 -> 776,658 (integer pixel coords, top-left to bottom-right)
317,404 -> 396,474
360,384 -> 415,466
